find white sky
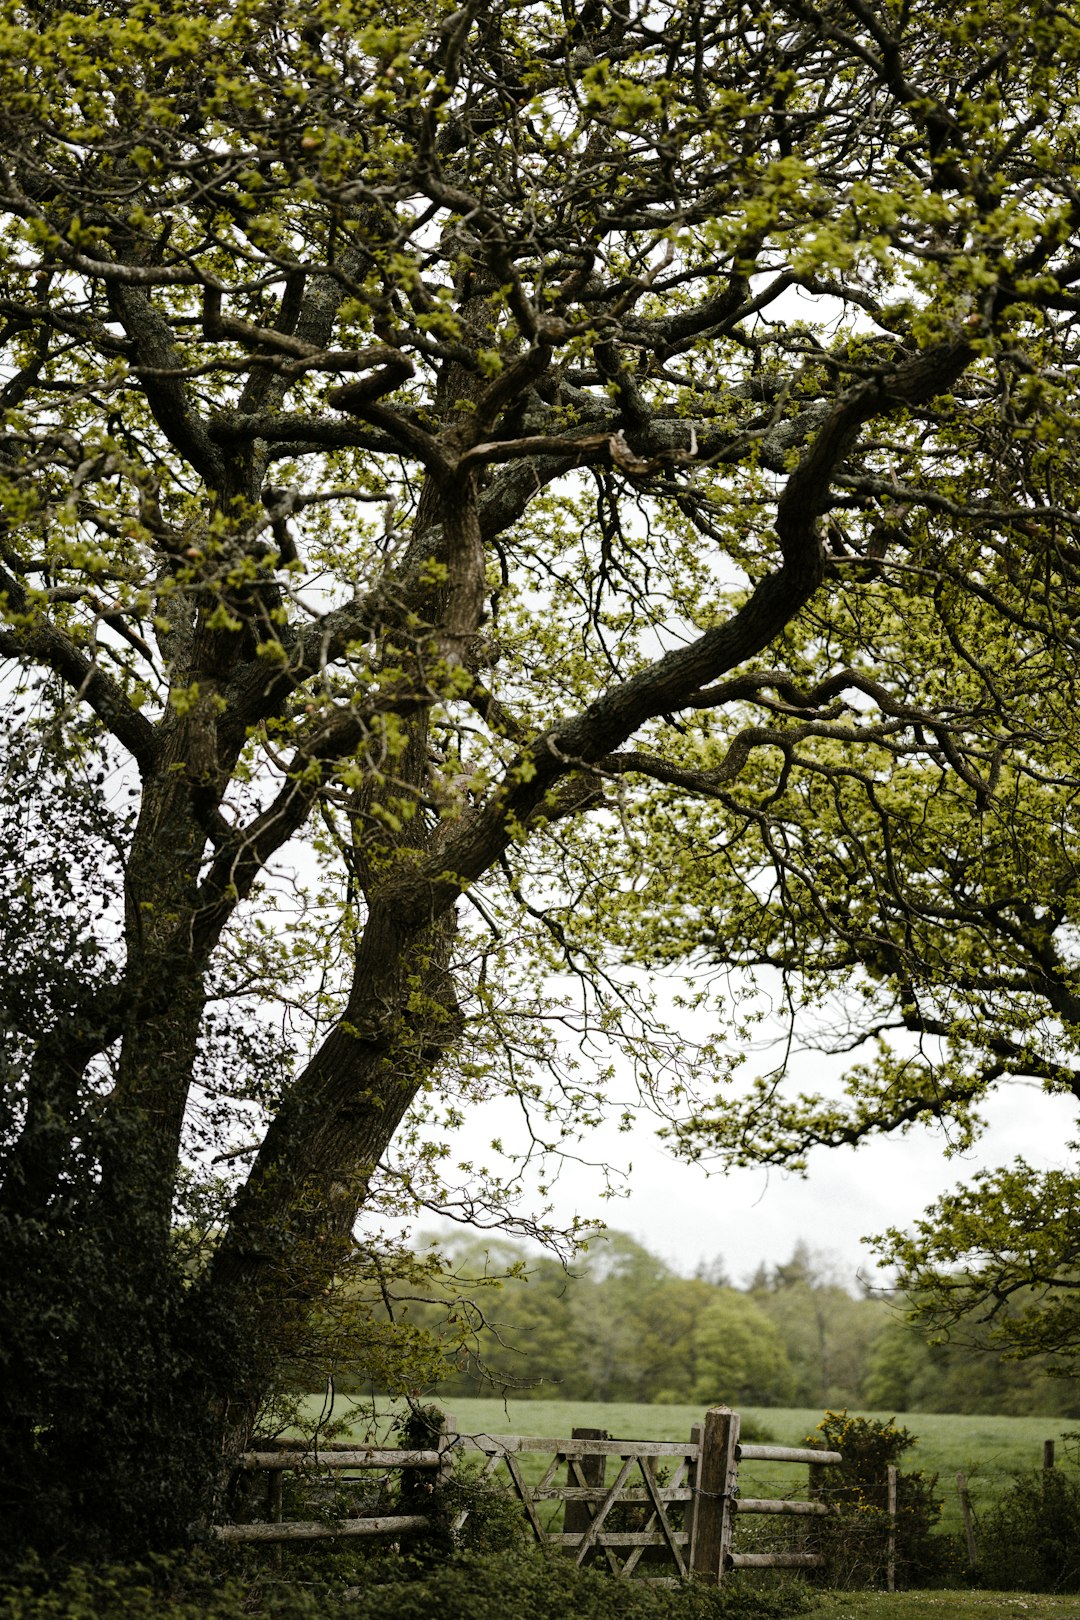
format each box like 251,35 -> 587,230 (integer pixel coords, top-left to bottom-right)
415,1038 -> 1079,1293
528,1079 -> 1080,1291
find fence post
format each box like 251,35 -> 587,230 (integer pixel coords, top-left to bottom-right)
266,1465 -> 284,1573
687,1422 -> 703,1568
690,1406 -> 740,1585
1043,1439 -> 1056,1473
438,1411 -> 457,1493
564,1427 -> 607,1562
886,1464 -> 897,1592
956,1472 -> 979,1573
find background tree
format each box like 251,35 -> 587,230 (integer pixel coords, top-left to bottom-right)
749,1244 -> 888,1408
863,1308 -> 1080,1417
400,1231 -> 725,1404
3,0 -> 1080,1558
688,1286 -> 795,1406
336,1229 -> 1074,1413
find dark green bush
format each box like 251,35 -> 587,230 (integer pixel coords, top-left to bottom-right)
0,1555 -> 320,1620
807,1410 -> 948,1589
978,1469 -> 1080,1592
0,1550 -> 814,1620
428,1466 -> 530,1556
338,1550 -> 814,1620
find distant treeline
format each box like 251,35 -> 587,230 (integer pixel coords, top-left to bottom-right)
366,1233 -> 1080,1416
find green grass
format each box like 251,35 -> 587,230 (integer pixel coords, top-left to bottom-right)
300,1395 -> 1075,1482
806,1595 -> 1080,1620
295,1396 -> 1078,1537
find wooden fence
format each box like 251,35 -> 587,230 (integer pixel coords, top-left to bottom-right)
709,1406 -> 839,1578
217,1436 -> 456,1545
214,1405 -> 842,1585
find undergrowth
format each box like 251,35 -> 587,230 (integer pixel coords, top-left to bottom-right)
0,1550 -> 815,1620
976,1468 -> 1080,1592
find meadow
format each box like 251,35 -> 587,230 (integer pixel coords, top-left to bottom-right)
297,1395 -> 1078,1534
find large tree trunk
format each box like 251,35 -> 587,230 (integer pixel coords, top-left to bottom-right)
0,901 -> 462,1557
199,898 -> 462,1457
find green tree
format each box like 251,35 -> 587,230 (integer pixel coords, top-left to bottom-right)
382,1234 -> 586,1400
426,1231 -> 719,1403
385,1230 -> 791,1404
3,0 -> 1080,1559
567,1233 -> 701,1402
750,1245 -> 888,1408
863,1311 -> 1080,1416
689,1287 -> 795,1406
873,1166 -> 1080,1395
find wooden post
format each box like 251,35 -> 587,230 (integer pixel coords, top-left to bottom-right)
563,1427 -> 607,1562
1043,1439 -> 1056,1473
438,1411 -> 457,1493
687,1423 -> 702,1570
690,1406 -> 740,1586
956,1472 -> 979,1572
802,1452 -> 821,1573
266,1465 -> 284,1573
885,1464 -> 897,1592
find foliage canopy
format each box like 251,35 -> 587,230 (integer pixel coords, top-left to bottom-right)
3,0 -> 1080,1554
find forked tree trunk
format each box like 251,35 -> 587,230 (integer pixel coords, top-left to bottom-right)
194,899 -> 463,1478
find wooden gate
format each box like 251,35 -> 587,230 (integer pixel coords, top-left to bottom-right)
455,1427 -> 699,1583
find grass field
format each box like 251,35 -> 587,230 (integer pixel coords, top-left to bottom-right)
808,1596 -> 1080,1620
299,1394 -> 1075,1482
295,1394 -> 1078,1535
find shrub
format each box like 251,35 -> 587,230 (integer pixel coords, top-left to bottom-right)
0,1555 -> 323,1620
0,1550 -> 814,1620
807,1410 -> 947,1589
429,1465 -> 530,1556
978,1468 -> 1080,1592
337,1550 -> 815,1620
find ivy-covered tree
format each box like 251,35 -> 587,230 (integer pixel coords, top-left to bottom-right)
3,0 -> 1080,1557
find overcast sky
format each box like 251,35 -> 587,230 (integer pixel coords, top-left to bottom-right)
413,1033 -> 1079,1294
527,1078 -> 1079,1291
